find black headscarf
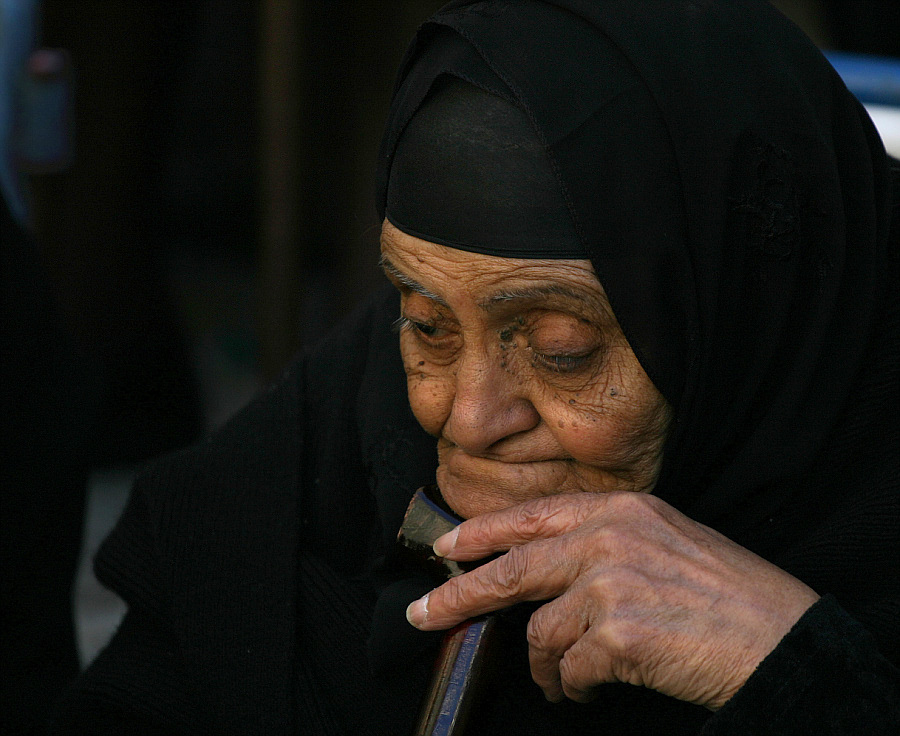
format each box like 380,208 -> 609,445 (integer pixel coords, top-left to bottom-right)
371,0 -> 899,728
386,76 -> 585,257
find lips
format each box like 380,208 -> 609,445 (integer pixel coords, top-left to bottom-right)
440,446 -> 569,478
436,444 -> 578,517
436,435 -> 566,464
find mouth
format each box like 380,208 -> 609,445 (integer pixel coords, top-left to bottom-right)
436,437 -> 566,465
435,444 -> 577,517
440,446 -> 569,475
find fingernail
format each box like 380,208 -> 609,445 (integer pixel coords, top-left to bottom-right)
433,527 -> 459,557
406,593 -> 429,628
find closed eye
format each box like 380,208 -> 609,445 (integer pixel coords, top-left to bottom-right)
532,351 -> 593,373
392,316 -> 446,339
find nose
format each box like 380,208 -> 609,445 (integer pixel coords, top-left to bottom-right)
443,346 -> 540,455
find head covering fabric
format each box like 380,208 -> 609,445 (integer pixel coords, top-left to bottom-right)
386,76 -> 584,257
372,0 -> 899,712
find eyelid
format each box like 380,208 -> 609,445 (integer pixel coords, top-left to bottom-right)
531,349 -> 595,373
393,315 -> 449,341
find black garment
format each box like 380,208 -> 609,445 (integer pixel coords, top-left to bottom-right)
51,0 -> 898,733
375,0 -> 898,666
47,286 -> 898,734
386,78 -> 585,257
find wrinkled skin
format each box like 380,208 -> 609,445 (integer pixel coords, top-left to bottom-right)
381,221 -> 819,711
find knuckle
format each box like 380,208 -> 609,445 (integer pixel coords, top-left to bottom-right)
585,567 -> 643,608
602,618 -> 643,662
526,609 -> 553,651
606,490 -> 646,514
586,523 -> 630,560
513,496 -> 557,538
586,571 -> 614,601
588,518 -> 646,561
488,545 -> 529,600
462,519 -> 495,550
607,490 -> 664,521
440,580 -> 468,614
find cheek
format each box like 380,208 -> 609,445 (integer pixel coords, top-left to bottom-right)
401,342 -> 455,436
541,381 -> 669,469
407,377 -> 455,436
550,412 -> 625,464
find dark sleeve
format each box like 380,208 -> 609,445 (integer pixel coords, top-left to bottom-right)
47,472 -> 202,734
46,285 -> 409,735
48,352 -> 308,735
700,595 -> 900,735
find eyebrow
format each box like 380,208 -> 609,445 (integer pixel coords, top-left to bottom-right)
380,254 -> 604,316
379,255 -> 448,307
480,284 -> 595,311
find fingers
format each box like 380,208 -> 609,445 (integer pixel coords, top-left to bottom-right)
527,594 -> 589,702
530,594 -> 639,703
434,492 -> 605,560
407,538 -> 576,630
408,569 -> 624,703
410,488 -> 820,709
558,634 -> 614,703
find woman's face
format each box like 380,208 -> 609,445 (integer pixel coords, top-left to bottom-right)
381,221 -> 671,519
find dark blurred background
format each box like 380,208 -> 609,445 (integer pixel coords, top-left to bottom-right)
26,0 -> 448,464
20,0 -> 900,458
1,0 -> 898,732
25,0 -> 900,456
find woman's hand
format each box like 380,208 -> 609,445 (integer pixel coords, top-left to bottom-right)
405,492 -> 819,710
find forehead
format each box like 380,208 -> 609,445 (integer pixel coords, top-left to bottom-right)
380,221 -> 608,315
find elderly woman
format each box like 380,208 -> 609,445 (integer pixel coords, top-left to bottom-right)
52,1 -> 897,734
